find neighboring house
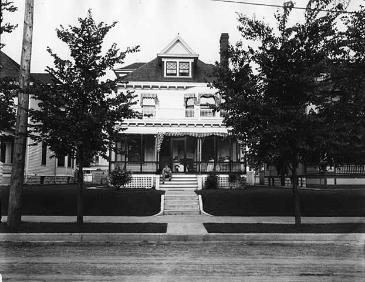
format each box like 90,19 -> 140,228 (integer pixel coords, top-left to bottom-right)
0,51 -> 75,185
108,33 -> 245,181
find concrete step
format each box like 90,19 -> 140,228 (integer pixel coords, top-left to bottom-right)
164,210 -> 200,215
160,181 -> 198,185
165,201 -> 199,207
169,174 -> 197,177
165,198 -> 197,202
164,192 -> 198,195
160,183 -> 198,188
160,186 -> 198,189
165,205 -> 200,210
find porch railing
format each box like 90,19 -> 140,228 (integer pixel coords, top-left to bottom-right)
111,161 -> 245,174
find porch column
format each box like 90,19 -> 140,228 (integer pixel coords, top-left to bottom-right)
229,137 -> 232,173
184,135 -> 187,172
197,137 -> 202,173
213,135 -> 217,171
140,134 -> 143,173
170,136 -> 173,169
124,135 -> 128,169
108,141 -> 112,174
154,135 -> 159,172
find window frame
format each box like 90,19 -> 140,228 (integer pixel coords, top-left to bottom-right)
163,58 -> 193,78
41,142 -> 47,165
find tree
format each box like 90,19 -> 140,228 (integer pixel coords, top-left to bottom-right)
30,10 -> 139,224
0,0 -> 18,133
214,0 -> 353,226
0,77 -> 16,133
0,0 -> 18,49
314,5 -> 365,167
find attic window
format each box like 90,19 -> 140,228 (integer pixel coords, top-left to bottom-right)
166,61 -> 177,76
179,62 -> 190,76
163,59 -> 193,78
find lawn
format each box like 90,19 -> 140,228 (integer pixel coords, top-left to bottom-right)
0,184 -> 164,216
0,222 -> 167,233
204,223 -> 365,233
197,187 -> 365,216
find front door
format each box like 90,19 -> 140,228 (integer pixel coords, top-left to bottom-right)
159,136 -> 197,173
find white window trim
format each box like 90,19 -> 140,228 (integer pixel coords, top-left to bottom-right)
162,58 -> 193,78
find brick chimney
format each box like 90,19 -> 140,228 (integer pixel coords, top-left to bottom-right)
220,33 -> 229,68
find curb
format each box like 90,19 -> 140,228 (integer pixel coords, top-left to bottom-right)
198,195 -> 213,216
0,233 -> 364,243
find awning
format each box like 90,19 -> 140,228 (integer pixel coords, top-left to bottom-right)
118,125 -> 230,152
200,96 -> 215,105
140,93 -> 158,106
198,93 -> 220,105
184,93 -> 196,107
155,131 -> 229,152
120,126 -> 228,135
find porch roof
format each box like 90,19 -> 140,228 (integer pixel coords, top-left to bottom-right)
119,125 -> 229,135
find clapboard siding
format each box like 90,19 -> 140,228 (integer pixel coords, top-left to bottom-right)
25,137 -> 75,177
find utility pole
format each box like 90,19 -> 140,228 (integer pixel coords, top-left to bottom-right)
7,0 -> 34,231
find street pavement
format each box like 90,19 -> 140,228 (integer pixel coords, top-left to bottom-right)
0,241 -> 363,281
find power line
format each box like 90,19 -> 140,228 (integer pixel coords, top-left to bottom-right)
209,0 -> 358,14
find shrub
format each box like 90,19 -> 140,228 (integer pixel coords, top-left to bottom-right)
204,172 -> 219,189
228,173 -> 239,189
109,167 -> 132,190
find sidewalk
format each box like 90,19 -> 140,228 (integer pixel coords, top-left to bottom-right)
0,215 -> 365,242
2,215 -> 365,224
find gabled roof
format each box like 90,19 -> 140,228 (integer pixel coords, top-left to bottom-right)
31,73 -> 54,84
0,51 -> 20,79
157,35 -> 199,58
0,51 -> 53,83
118,58 -> 215,83
114,62 -> 146,71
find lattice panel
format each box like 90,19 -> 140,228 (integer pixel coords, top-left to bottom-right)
125,176 -> 153,188
218,176 -> 230,188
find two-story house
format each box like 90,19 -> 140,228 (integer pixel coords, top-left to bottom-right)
109,34 -> 245,183
0,51 -> 76,185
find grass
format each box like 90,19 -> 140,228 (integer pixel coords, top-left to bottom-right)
197,186 -> 365,216
204,223 -> 365,233
0,184 -> 164,216
0,222 -> 167,233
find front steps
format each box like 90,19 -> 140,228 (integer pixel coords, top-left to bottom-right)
160,174 -> 200,215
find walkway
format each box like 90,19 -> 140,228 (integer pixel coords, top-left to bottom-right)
2,215 -> 365,235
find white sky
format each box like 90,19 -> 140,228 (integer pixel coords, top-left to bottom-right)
2,0 -> 362,76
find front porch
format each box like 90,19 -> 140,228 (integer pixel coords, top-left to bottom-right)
110,133 -> 245,174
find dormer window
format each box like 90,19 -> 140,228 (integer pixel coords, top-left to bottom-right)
166,61 -> 177,76
179,62 -> 190,76
163,58 -> 193,78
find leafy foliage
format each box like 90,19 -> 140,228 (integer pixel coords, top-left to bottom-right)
0,77 -> 16,134
0,0 -> 18,48
0,1 -> 18,133
314,5 -> 365,165
30,10 -> 139,166
214,0 -> 364,225
214,0 -> 364,173
109,166 -> 132,190
204,172 -> 219,190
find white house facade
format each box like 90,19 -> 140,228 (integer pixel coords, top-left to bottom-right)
109,34 -> 245,178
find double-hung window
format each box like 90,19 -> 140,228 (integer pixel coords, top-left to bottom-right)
200,96 -> 216,117
141,94 -> 157,118
179,62 -> 190,76
166,61 -> 177,76
164,60 -> 192,78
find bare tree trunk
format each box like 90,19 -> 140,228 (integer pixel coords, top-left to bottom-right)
7,0 -> 34,231
77,160 -> 84,224
292,165 -> 301,227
